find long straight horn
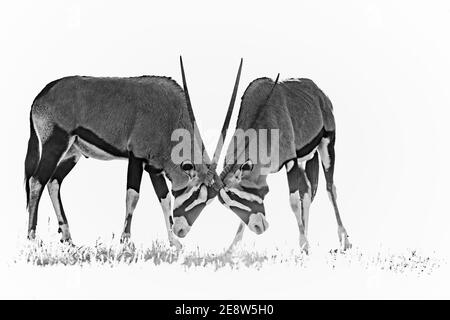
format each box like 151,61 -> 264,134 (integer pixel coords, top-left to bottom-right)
180,56 -> 197,125
211,58 -> 243,166
180,56 -> 206,157
220,73 -> 280,184
203,59 -> 243,191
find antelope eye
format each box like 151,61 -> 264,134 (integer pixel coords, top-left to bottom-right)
181,160 -> 195,172
240,160 -> 253,172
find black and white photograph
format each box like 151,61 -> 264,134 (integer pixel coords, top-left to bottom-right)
1,0 -> 449,305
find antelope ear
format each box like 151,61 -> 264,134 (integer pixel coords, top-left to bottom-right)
181,160 -> 196,179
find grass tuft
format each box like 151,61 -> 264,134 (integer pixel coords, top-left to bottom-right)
15,239 -> 442,274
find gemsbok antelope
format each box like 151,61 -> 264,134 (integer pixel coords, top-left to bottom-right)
24,57 -> 242,247
218,77 -> 351,252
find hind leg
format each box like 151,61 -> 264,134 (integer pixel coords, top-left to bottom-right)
27,129 -> 72,239
318,133 -> 351,250
299,151 -> 320,236
286,159 -> 310,252
305,151 -> 319,202
47,145 -> 81,242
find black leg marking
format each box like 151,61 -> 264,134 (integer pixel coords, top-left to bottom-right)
72,127 -> 127,158
147,169 -> 169,201
287,159 -> 301,194
305,151 -> 320,201
126,152 -> 144,193
121,153 -> 143,241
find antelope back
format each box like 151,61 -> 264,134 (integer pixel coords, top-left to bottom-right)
32,75 -> 216,230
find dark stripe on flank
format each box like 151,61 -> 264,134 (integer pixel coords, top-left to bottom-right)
72,127 -> 128,158
278,127 -> 332,171
296,128 -> 325,159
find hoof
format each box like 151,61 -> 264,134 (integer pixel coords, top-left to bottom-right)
58,225 -> 72,243
27,230 -> 36,240
226,244 -> 236,254
60,239 -> 74,247
299,236 -> 309,254
338,227 -> 352,251
60,236 -> 73,244
226,238 -> 243,254
120,232 -> 131,243
169,237 -> 182,250
340,238 -> 352,251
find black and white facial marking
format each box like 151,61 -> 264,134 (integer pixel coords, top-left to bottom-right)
218,160 -> 270,235
171,161 -> 217,238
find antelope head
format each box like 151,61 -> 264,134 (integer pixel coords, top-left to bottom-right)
217,75 -> 280,235
170,57 -> 243,238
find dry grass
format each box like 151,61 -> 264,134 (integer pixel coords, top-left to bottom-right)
14,239 -> 442,275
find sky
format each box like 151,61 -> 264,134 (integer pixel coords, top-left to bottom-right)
0,0 -> 450,298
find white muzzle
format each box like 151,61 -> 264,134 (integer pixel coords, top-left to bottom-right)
248,212 -> 269,235
172,216 -> 191,238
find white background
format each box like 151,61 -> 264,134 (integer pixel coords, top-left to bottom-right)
1,0 -> 449,299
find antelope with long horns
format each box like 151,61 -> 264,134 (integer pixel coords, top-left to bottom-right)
218,77 -> 351,252
24,57 -> 242,246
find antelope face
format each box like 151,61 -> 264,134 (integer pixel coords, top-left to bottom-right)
172,57 -> 243,238
218,160 -> 270,235
171,161 -> 218,238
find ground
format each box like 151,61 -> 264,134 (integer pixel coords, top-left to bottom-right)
1,237 -> 446,299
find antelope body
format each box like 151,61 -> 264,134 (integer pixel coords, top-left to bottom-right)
218,77 -> 351,252
24,59 -> 242,246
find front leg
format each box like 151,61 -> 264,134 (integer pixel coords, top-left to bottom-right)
286,159 -> 310,253
121,152 -> 144,242
226,221 -> 245,253
148,169 -> 182,249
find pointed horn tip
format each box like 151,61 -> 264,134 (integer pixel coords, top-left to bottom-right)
209,56 -> 243,167
275,73 -> 280,82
